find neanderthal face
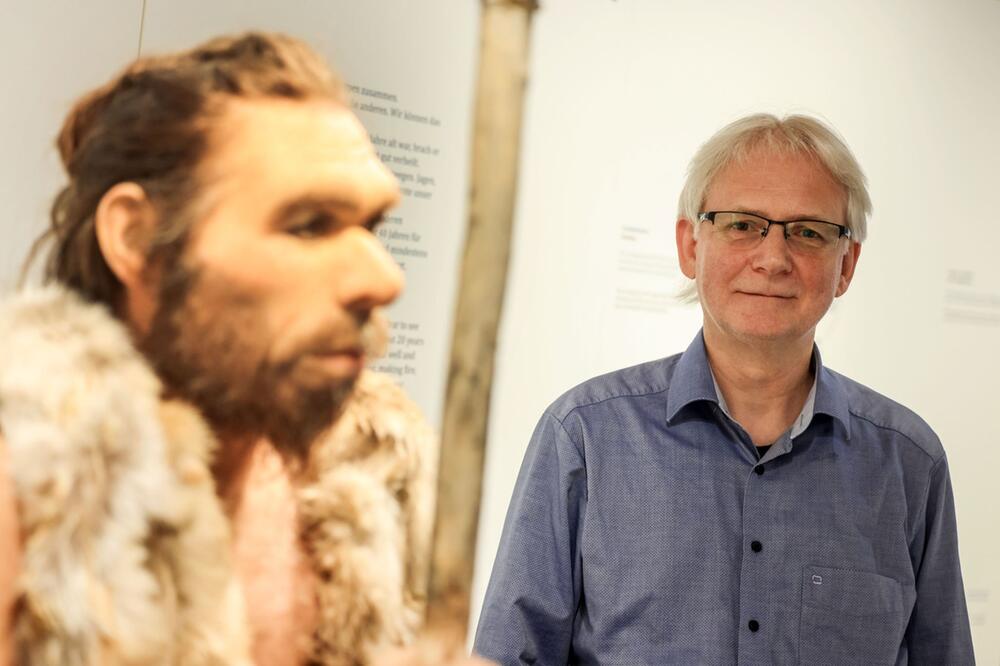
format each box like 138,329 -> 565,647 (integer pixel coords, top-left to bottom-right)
141,98 -> 403,455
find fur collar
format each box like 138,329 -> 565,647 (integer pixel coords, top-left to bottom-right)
0,287 -> 435,665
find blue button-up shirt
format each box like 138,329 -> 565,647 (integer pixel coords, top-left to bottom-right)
474,332 -> 974,665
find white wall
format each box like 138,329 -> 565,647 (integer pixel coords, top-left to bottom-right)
472,1 -> 1000,662
0,2 -> 143,289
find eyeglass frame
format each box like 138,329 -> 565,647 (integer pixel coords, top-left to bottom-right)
697,211 -> 852,242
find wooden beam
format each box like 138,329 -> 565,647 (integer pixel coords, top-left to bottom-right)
424,0 -> 539,647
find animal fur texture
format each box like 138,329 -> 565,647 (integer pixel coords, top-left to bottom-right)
0,287 -> 436,665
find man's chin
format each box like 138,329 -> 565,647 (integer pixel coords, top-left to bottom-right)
260,380 -> 357,458
731,323 -> 816,347
293,355 -> 366,390
707,313 -> 806,345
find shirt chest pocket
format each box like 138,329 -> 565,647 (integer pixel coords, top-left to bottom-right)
799,566 -> 905,666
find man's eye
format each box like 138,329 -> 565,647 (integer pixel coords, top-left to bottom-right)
727,221 -> 752,232
287,214 -> 335,239
792,225 -> 826,241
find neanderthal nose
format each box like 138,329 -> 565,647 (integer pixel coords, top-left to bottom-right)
338,230 -> 404,310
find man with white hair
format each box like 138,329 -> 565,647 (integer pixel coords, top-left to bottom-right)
474,114 -> 974,664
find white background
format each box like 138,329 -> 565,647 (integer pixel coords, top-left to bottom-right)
0,1 -> 144,288
2,1 -> 997,662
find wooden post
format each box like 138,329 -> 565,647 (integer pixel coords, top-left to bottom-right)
424,0 -> 539,648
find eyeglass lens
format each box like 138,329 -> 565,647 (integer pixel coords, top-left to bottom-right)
709,212 -> 843,252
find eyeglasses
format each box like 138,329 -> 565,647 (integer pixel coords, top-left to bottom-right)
698,211 -> 851,255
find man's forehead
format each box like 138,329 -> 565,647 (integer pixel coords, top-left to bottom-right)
181,95 -> 398,238
198,97 -> 379,195
207,97 -> 370,164
707,149 -> 845,205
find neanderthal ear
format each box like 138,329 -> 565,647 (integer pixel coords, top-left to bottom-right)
94,182 -> 157,287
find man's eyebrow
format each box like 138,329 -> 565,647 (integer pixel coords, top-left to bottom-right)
730,207 -> 834,223
271,196 -> 393,231
273,195 -> 359,221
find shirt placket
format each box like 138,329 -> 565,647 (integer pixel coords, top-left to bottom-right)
736,438 -> 781,664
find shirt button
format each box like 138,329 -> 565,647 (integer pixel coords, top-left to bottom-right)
754,466 -> 765,476
748,620 -> 760,632
751,540 -> 762,553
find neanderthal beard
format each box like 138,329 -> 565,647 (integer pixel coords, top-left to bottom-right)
139,254 -> 387,459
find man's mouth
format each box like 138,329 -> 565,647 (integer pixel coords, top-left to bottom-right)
308,347 -> 366,377
736,290 -> 796,299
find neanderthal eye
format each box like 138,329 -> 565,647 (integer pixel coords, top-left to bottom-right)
364,215 -> 386,233
286,212 -> 335,239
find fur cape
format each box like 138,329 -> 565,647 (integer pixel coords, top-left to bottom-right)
0,287 -> 437,665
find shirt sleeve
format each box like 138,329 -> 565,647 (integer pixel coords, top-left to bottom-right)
473,410 -> 587,665
905,454 -> 975,664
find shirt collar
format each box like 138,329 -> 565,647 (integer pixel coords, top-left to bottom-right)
812,345 -> 852,439
665,330 -> 852,439
665,331 -> 722,423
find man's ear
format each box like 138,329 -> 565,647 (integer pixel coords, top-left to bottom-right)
676,217 -> 698,279
94,182 -> 157,289
835,241 -> 862,297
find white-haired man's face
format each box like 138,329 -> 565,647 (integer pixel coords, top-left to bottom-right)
676,147 -> 861,348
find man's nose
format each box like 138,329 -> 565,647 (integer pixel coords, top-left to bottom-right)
337,229 -> 405,310
751,224 -> 793,273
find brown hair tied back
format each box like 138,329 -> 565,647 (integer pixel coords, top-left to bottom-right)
26,32 -> 347,309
